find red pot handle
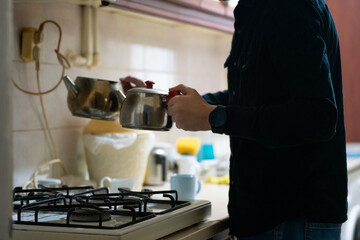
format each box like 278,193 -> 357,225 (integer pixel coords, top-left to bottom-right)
166,91 -> 180,102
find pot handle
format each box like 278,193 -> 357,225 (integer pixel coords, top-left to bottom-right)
166,91 -> 180,102
114,89 -> 126,106
121,81 -> 134,92
163,91 -> 180,130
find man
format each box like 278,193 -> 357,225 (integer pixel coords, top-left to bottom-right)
122,0 -> 347,239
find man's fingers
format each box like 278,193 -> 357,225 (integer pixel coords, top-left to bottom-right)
119,76 -> 146,87
169,84 -> 189,95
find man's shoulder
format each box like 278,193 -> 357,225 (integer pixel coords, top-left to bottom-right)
269,0 -> 325,12
266,0 -> 327,22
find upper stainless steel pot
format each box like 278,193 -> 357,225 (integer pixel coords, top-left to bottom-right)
62,75 -> 176,131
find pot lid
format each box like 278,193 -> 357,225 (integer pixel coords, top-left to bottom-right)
127,87 -> 167,95
127,80 -> 167,95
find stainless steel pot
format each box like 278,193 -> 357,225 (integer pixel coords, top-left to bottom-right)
144,147 -> 168,186
62,75 -> 177,131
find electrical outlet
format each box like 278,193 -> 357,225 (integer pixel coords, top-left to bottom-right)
21,27 -> 37,62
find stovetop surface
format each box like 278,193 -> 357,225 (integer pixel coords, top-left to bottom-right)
11,185 -> 211,240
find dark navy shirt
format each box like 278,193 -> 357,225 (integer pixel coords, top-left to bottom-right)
203,0 -> 347,237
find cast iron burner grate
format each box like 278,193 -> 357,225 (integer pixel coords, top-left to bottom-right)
69,207 -> 112,222
12,185 -> 190,229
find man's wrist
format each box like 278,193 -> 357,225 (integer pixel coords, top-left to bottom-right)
208,105 -> 227,134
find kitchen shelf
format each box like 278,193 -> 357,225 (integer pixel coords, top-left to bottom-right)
13,0 -> 101,3
101,0 -> 235,33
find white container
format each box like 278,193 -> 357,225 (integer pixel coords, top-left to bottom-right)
174,154 -> 200,176
82,120 -> 155,191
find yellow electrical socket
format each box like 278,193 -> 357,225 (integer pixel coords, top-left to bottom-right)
21,27 -> 37,62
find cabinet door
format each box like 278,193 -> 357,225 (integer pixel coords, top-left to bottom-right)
327,0 -> 360,141
102,0 -> 235,33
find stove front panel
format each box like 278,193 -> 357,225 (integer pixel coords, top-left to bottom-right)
12,200 -> 211,240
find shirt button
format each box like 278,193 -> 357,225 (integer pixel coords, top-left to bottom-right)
237,30 -> 241,34
233,61 -> 237,66
230,180 -> 234,185
242,64 -> 247,69
232,91 -> 236,96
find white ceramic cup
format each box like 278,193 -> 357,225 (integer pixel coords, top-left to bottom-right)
170,174 -> 201,201
100,176 -> 137,193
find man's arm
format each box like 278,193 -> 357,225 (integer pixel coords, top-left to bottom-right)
218,2 -> 338,148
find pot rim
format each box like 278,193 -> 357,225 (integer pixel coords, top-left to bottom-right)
127,87 -> 167,95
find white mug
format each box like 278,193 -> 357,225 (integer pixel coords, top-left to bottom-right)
100,176 -> 137,193
170,174 -> 201,201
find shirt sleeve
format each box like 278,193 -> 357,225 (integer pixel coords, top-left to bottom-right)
221,2 -> 339,148
202,90 -> 229,105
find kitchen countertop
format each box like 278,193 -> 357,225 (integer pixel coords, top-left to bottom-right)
347,158 -> 360,185
146,182 -> 230,240
347,158 -> 360,174
146,159 -> 360,240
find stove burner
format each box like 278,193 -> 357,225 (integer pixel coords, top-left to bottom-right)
13,186 -> 189,229
70,208 -> 111,222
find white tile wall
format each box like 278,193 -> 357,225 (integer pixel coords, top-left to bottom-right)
12,2 -> 232,187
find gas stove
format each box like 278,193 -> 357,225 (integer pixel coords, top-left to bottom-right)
11,185 -> 211,240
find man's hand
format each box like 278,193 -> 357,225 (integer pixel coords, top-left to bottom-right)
119,76 -> 146,93
168,84 -> 216,131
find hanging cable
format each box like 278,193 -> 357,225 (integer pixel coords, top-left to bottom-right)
13,20 -> 71,189
12,20 -> 70,95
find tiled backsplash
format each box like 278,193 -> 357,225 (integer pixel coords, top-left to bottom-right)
12,2 -> 232,187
